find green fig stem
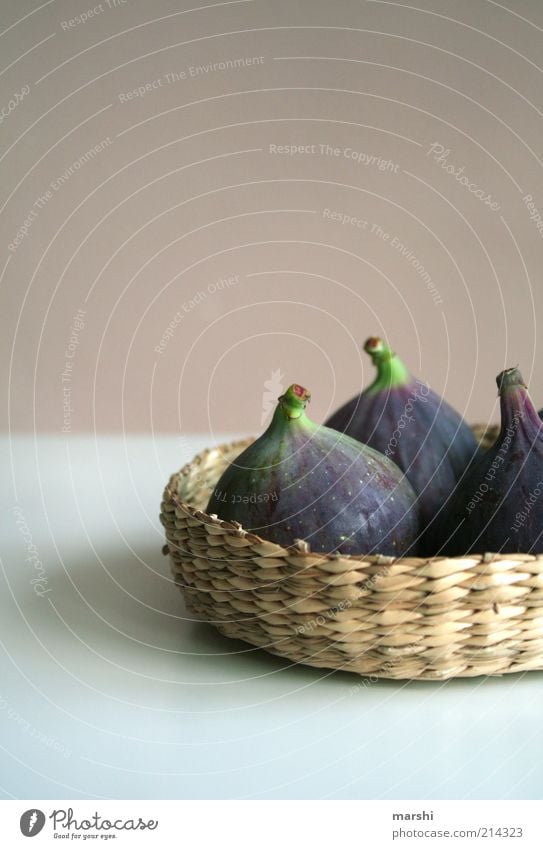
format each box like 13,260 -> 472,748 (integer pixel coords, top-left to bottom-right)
277,384 -> 311,421
363,337 -> 411,395
496,367 -> 526,394
496,367 -> 542,433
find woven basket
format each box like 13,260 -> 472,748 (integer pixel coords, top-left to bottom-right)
160,424 -> 543,680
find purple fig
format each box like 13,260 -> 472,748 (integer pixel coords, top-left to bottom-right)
437,367 -> 543,555
325,337 -> 480,551
206,383 -> 420,556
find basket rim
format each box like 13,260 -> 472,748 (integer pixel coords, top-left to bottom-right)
164,435 -> 543,568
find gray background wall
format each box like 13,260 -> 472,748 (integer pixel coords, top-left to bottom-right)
2,0 -> 542,435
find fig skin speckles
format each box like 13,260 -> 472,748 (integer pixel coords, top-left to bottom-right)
206,384 -> 420,556
325,338 -> 480,554
435,368 -> 543,555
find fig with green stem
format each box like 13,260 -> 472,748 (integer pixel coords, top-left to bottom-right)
206,383 -> 420,556
436,367 -> 543,554
325,338 -> 480,553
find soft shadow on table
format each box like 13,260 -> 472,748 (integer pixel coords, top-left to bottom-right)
181,622 -> 543,695
40,541 -> 543,693
37,541 -> 303,659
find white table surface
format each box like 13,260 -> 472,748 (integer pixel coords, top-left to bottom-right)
1,435 -> 542,800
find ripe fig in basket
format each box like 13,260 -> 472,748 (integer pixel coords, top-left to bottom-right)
436,367 -> 543,555
206,383 -> 420,556
325,337 -> 480,552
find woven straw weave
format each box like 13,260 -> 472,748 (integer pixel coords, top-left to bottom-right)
160,425 -> 543,680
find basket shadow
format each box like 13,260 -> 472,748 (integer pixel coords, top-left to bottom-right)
43,542 -> 543,688
174,616 -> 537,690
40,541 -> 186,638
181,618 -> 543,689
40,541 -> 336,671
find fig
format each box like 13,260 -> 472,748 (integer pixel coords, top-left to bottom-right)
325,337 -> 480,551
436,367 -> 543,555
206,383 -> 420,556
